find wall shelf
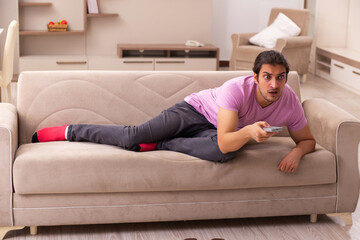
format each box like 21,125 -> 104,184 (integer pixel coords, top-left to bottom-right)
19,2 -> 52,7
87,13 -> 118,18
19,30 -> 85,36
19,0 -> 86,38
316,60 -> 331,68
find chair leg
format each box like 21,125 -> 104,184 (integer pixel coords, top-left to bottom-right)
0,226 -> 25,240
30,226 -> 38,235
310,214 -> 317,223
0,84 -> 12,103
0,87 -> 5,103
6,84 -> 12,104
300,74 -> 307,83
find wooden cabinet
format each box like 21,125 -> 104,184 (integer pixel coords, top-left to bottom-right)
116,44 -> 219,71
330,59 -> 360,93
20,55 -> 88,71
315,47 -> 332,80
154,58 -> 217,71
90,58 -> 217,71
316,47 -> 360,94
88,56 -> 154,71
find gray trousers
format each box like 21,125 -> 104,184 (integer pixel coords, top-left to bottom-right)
67,101 -> 236,162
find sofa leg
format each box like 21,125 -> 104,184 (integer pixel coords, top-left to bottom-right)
341,213 -> 353,225
0,226 -> 25,240
310,214 -> 317,223
30,226 -> 38,235
327,212 -> 353,225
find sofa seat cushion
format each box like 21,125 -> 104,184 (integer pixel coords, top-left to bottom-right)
13,137 -> 336,194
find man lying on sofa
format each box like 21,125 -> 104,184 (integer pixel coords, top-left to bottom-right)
32,50 -> 315,173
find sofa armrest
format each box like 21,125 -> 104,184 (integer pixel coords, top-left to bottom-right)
230,32 -> 257,70
231,32 -> 257,47
275,36 -> 313,52
303,98 -> 360,213
0,103 -> 18,226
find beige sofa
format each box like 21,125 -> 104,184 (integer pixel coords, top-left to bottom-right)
1,70 -> 359,238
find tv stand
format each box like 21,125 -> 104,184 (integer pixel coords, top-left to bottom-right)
117,44 -> 219,71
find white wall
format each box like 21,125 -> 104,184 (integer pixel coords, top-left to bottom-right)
315,0 -> 349,48
315,0 -> 360,51
347,0 -> 360,52
86,0 -> 212,56
0,0 -> 19,72
212,0 -> 304,61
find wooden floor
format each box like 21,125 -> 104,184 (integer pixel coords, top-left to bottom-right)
300,74 -> 360,119
5,73 -> 360,240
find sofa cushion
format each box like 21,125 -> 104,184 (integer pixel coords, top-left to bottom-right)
13,137 -> 336,194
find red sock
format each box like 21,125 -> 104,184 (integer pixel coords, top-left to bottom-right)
37,125 -> 69,142
139,143 -> 157,152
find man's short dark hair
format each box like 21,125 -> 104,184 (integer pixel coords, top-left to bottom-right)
252,50 -> 289,76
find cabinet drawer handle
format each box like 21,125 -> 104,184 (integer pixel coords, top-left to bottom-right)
334,63 -> 344,69
352,71 -> 360,76
156,61 -> 185,64
123,61 -> 153,64
56,61 -> 87,65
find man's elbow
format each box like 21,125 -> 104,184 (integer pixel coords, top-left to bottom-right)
303,138 -> 316,153
218,142 -> 229,154
218,138 -> 231,154
310,138 -> 316,152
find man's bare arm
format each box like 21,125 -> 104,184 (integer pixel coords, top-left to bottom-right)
277,123 -> 316,173
217,107 -> 277,154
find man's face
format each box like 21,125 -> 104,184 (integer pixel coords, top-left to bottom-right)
254,64 -> 287,108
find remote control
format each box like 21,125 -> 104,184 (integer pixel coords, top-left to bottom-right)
263,126 -> 283,132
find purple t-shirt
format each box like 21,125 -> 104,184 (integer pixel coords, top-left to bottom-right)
184,75 -> 307,131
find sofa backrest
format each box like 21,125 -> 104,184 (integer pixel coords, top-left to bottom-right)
17,71 -> 300,144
